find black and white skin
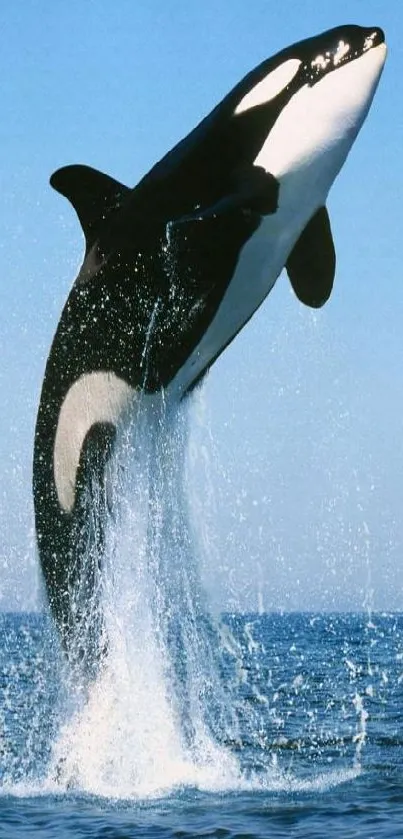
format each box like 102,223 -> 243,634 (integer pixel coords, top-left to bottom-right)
33,25 -> 386,668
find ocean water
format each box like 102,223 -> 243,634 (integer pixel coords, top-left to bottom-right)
3,391 -> 402,837
1,610 -> 403,838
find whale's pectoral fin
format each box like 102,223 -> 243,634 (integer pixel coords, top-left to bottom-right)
229,165 -> 279,214
50,165 -> 130,249
286,206 -> 336,308
171,203 -> 261,278
186,166 -> 279,220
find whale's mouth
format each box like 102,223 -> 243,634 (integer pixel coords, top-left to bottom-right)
303,27 -> 386,87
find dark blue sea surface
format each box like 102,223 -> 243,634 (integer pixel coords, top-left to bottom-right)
1,611 -> 403,838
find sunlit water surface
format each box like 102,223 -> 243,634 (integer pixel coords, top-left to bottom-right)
1,395 -> 402,837
1,612 -> 403,838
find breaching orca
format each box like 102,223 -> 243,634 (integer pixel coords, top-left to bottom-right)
33,25 -> 386,668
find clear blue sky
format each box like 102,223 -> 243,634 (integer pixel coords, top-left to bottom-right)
0,1 -> 402,612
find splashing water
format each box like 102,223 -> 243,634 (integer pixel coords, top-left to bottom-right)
49,390 -> 241,798
40,389 -> 370,802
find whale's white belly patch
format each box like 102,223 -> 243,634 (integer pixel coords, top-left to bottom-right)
54,371 -> 135,513
172,209 -> 303,395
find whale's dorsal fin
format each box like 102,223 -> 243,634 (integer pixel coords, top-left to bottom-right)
286,206 -> 335,308
50,165 -> 130,249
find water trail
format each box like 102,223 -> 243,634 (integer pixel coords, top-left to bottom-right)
49,391 -> 240,798
43,389 -> 368,799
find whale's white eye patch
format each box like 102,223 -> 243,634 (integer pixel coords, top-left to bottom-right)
235,59 -> 301,115
54,371 -> 134,513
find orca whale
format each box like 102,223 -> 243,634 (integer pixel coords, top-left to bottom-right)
33,25 -> 386,668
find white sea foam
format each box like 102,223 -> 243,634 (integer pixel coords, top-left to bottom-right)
47,392 -> 240,798
38,389 -> 367,801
